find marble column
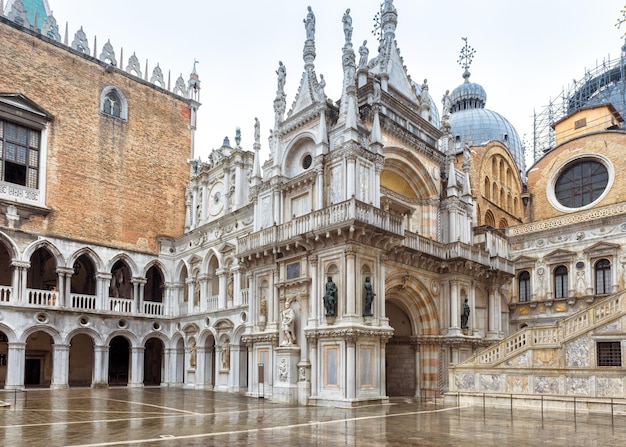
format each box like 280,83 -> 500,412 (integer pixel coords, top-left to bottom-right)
316,166 -> 324,209
92,345 -> 109,386
201,180 -> 209,224
309,338 -> 318,398
97,273 -> 112,311
4,342 -> 25,389
51,343 -> 70,389
346,338 -> 356,400
346,249 -> 356,317
191,182 -> 198,228
186,278 -> 194,315
449,280 -> 461,335
309,256 -> 318,322
413,344 -> 421,398
128,346 -> 145,387
346,154 -> 356,199
377,255 -> 387,320
163,348 -> 174,385
232,266 -> 242,307
487,285 -> 498,340
217,268 -> 227,309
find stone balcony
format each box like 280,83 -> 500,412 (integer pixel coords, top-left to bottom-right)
238,197 -> 405,257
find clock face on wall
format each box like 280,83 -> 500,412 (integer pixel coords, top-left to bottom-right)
208,181 -> 225,216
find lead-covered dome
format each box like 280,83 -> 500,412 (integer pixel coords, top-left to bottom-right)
448,68 -> 525,172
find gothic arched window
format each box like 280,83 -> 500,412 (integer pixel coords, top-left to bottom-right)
100,86 -> 128,120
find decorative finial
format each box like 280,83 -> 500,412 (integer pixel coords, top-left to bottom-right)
616,6 -> 626,38
457,37 -> 476,82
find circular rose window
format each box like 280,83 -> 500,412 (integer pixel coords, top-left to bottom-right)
553,158 -> 609,208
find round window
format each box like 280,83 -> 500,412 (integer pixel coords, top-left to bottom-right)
554,159 -> 608,208
302,154 -> 312,170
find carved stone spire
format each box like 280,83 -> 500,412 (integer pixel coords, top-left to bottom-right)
188,60 -> 201,102
302,6 -> 316,71
380,0 -> 398,38
252,118 -> 262,186
462,143 -> 472,202
274,60 -> 287,128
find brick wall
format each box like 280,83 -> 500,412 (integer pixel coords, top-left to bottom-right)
0,19 -> 191,252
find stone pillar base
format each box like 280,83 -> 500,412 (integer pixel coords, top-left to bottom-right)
273,346 -> 300,405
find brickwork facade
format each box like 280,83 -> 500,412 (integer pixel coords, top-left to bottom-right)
0,18 -> 190,252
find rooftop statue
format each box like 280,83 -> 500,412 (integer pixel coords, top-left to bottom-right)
358,40 -> 369,68
342,9 -> 353,43
317,74 -> 326,101
254,117 -> 260,144
304,6 -> 315,41
276,61 -> 286,96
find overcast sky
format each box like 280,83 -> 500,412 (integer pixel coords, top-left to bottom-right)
48,0 -> 625,163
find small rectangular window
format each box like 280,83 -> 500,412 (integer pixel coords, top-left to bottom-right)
597,341 -> 622,366
574,118 -> 587,129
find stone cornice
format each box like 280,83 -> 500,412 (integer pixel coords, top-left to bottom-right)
509,202 -> 626,237
387,334 -> 492,348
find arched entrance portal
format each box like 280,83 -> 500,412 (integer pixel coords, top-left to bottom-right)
385,274 -> 441,398
69,334 -> 94,386
386,301 -> 416,396
108,336 -> 130,386
144,338 -> 164,386
25,331 -> 53,387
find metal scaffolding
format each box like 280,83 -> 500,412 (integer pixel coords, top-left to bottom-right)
531,47 -> 626,164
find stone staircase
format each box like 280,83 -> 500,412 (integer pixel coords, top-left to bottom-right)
449,290 -> 626,403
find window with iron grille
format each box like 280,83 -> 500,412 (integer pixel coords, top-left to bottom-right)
597,341 -> 622,366
554,159 -> 608,208
0,119 -> 40,188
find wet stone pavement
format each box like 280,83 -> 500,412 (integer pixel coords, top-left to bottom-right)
0,388 -> 625,446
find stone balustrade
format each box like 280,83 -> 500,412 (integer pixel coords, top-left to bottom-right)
239,198 -> 405,254
1,287 -> 249,318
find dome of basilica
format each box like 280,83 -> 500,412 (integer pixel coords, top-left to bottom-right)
448,71 -> 525,172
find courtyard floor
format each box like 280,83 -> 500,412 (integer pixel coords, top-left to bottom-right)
0,388 -> 625,446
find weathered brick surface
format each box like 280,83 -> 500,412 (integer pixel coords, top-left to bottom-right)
458,141 -> 525,227
527,132 -> 626,221
0,20 -> 191,252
